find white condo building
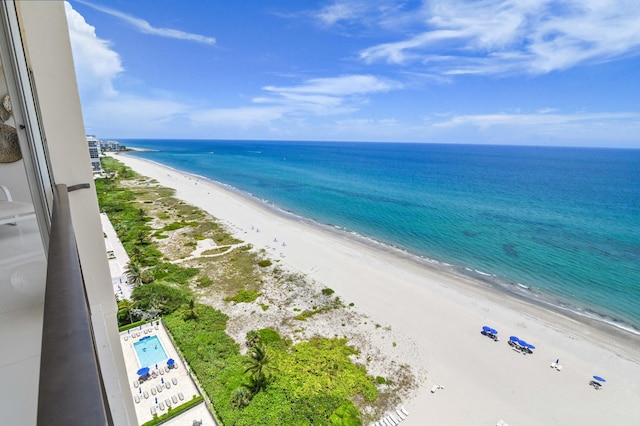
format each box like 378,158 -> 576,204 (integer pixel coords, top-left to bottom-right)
87,135 -> 102,173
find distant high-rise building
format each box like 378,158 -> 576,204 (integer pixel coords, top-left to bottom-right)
87,135 -> 102,173
100,140 -> 121,152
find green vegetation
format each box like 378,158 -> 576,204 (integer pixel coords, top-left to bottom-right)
148,262 -> 199,285
118,319 -> 147,332
141,396 -> 204,426
224,289 -> 260,304
322,287 -> 335,296
202,247 -> 231,255
165,308 -> 375,425
95,159 -> 162,265
294,306 -> 332,321
197,276 -> 214,288
132,281 -> 191,315
257,259 -> 272,267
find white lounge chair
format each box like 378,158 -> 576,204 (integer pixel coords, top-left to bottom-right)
556,365 -> 563,371
0,185 -> 35,226
143,391 -> 149,399
550,362 -> 557,368
431,385 -> 439,393
134,395 -> 140,403
150,406 -> 156,416
159,401 -> 165,410
396,409 -> 406,420
133,380 -> 138,388
171,377 -> 178,385
156,385 -> 163,393
400,406 -> 409,417
172,395 -> 178,404
178,392 -> 184,401
151,387 -> 156,395
166,382 -> 171,389
165,398 -> 171,407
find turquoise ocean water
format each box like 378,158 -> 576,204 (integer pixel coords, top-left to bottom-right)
123,140 -> 640,333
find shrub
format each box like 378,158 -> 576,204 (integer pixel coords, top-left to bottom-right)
225,289 -> 259,303
230,387 -> 252,409
147,262 -> 199,285
197,276 -> 213,287
322,287 -> 335,296
329,403 -> 362,425
132,281 -> 191,315
257,259 -> 272,267
140,396 -> 204,426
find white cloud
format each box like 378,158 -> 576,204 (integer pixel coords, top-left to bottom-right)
356,0 -> 640,75
255,75 -> 401,115
433,111 -> 640,129
316,2 -> 364,26
264,74 -> 400,95
65,1 -> 122,97
428,111 -> 640,145
74,0 -> 216,45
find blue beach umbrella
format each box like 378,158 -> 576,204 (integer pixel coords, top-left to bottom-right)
137,367 -> 150,376
482,326 -> 492,332
527,344 -> 536,350
489,328 -> 498,335
509,336 -> 519,342
593,376 -> 606,383
167,358 -> 175,366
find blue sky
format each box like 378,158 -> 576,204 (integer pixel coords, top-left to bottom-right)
66,0 -> 640,147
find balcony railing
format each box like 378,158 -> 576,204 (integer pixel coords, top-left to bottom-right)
37,184 -> 113,425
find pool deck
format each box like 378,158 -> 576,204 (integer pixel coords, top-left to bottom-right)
120,321 -> 217,425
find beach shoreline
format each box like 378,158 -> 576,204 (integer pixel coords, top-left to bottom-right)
111,152 -> 640,425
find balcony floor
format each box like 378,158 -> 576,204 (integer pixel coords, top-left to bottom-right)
0,219 -> 46,424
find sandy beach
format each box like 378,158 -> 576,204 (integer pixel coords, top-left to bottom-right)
112,152 -> 640,426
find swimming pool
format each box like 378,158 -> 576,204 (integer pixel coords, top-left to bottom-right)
134,335 -> 168,368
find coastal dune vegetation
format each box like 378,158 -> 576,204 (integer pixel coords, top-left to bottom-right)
98,157 -> 416,425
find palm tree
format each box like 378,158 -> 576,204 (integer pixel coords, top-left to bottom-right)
117,299 -> 137,325
184,298 -> 199,321
124,259 -> 143,287
243,345 -> 274,395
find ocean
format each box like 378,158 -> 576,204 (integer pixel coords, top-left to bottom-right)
122,140 -> 640,333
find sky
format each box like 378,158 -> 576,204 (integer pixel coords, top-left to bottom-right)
65,0 -> 640,147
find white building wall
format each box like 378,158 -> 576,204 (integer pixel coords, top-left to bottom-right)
16,2 -> 135,424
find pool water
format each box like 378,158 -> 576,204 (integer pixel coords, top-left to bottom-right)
134,335 -> 168,367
